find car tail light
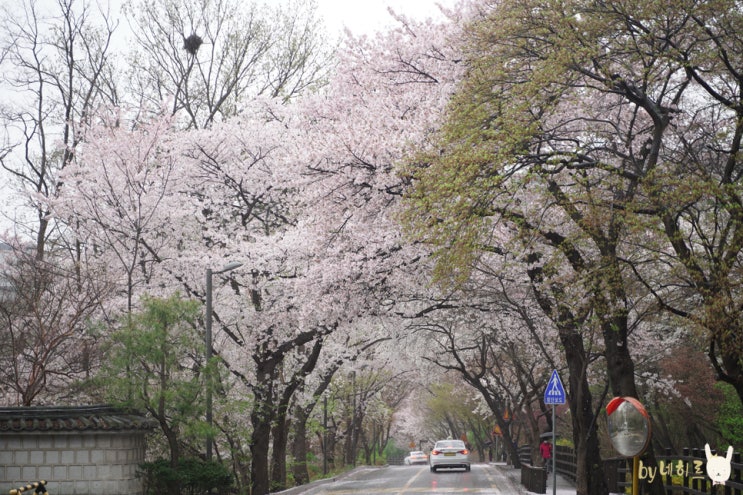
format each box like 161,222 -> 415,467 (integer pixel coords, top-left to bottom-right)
459,449 -> 469,455
431,450 -> 441,455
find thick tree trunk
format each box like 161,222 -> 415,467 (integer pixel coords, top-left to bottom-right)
292,367 -> 337,486
602,315 -> 637,398
328,419 -> 338,469
273,338 -> 326,492
560,328 -> 608,495
711,318 -> 743,405
603,316 -> 664,495
343,416 -> 354,466
527,258 -> 604,493
249,330 -> 325,494
250,403 -> 272,495
479,393 -> 521,468
291,406 -> 311,486
161,422 -> 182,495
249,362 -> 275,495
270,413 -> 289,491
351,410 -> 363,465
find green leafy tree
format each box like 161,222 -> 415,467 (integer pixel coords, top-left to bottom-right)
716,383 -> 743,448
92,294 -> 204,466
404,0 -> 743,408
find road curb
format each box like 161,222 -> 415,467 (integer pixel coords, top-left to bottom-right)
489,462 -> 529,494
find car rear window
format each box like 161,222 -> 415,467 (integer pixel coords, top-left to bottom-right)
436,441 -> 465,449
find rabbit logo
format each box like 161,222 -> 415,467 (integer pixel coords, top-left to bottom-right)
705,444 -> 733,486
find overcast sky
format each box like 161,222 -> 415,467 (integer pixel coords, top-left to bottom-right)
314,0 -> 456,37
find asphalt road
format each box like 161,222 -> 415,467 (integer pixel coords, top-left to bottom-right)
274,463 -> 527,495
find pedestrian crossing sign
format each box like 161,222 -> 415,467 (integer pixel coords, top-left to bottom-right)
544,369 -> 566,405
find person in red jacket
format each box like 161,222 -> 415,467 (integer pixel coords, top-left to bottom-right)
540,439 -> 553,471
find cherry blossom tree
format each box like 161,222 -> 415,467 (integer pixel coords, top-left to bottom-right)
288,347 -> 342,485
404,282 -> 558,469
628,0 -> 743,407
54,109 -> 183,312
58,9 -> 465,492
210,11 -> 467,491
419,380 -> 493,459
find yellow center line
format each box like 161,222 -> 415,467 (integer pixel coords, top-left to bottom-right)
399,466 -> 427,493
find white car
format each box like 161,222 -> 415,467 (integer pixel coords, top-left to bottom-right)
404,451 -> 428,465
429,439 -> 471,472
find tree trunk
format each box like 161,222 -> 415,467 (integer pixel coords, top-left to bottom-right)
560,327 -> 608,495
270,338 -> 326,492
291,405 -> 311,486
603,315 -> 637,398
292,366 -> 338,486
270,412 -> 289,491
603,315 -> 664,495
248,330 -> 325,494
333,422 -> 342,469
710,317 -> 743,405
343,415 -> 354,466
350,409 -> 363,466
250,361 -> 275,495
528,254 -> 607,495
157,419 -> 181,495
250,402 -> 272,495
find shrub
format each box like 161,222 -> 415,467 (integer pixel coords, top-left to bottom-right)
139,458 -> 233,495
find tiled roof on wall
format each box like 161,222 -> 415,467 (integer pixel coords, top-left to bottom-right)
0,405 -> 158,432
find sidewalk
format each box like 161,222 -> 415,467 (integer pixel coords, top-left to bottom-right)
493,462 -> 576,495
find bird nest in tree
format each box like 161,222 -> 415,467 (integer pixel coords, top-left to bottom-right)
183,34 -> 203,55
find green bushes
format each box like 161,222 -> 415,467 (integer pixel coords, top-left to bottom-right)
138,458 -> 233,495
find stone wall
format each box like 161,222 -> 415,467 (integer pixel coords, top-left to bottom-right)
0,406 -> 156,495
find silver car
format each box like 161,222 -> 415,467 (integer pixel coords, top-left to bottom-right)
429,439 -> 471,472
405,450 -> 428,465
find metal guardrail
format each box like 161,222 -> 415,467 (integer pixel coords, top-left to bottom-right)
520,464 -> 547,494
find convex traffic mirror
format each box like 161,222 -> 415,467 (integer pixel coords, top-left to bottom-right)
606,396 -> 651,458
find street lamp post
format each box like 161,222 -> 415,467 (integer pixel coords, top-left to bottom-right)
205,261 -> 242,460
351,370 -> 357,467
323,396 -> 328,475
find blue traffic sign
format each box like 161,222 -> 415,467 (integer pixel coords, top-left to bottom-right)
544,369 -> 566,405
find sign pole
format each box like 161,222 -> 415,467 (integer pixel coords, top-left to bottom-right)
543,370 -> 566,495
632,456 -> 639,495
552,405 -> 556,495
